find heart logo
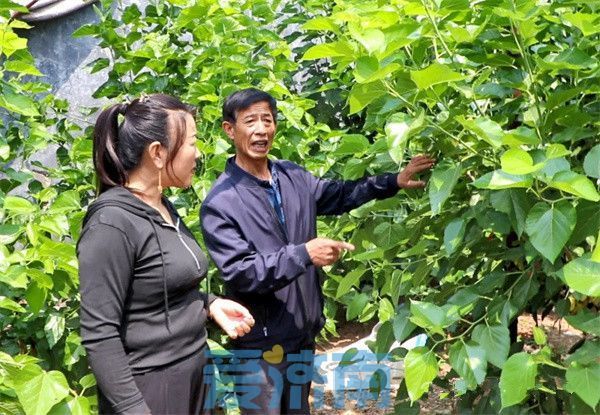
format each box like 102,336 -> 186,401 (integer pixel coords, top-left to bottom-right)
262,344 -> 284,364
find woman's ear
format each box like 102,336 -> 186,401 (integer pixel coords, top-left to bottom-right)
147,141 -> 165,169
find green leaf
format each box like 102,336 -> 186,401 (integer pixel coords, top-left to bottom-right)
333,134 -> 369,156
443,218 -> 466,255
549,171 -> 600,201
78,374 -> 96,390
385,111 -> 425,164
351,28 -> 385,55
565,363 -> 600,409
404,347 -> 438,401
302,17 -> 339,32
471,324 -> 510,368
448,289 -> 480,320
0,141 -> 9,160
525,201 -> 576,262
472,170 -> 532,190
583,145 -> 600,179
540,48 -> 596,70
373,222 -> 404,249
410,301 -> 458,335
370,320 -> 395,355
38,239 -> 76,262
490,189 -> 531,237
0,0 -> 29,12
563,258 -> 600,297
501,148 -> 543,175
353,56 -> 378,83
429,163 -> 461,215
532,327 -> 547,345
562,12 -> 600,36
336,267 -> 366,299
502,126 -> 540,146
49,191 -> 81,214
354,57 -> 400,84
378,297 -> 395,322
499,352 -> 537,408
5,59 -> 42,76
546,144 -> 571,159
410,63 -> 466,90
593,231 -> 600,262
301,41 -> 354,60
348,81 -> 386,114
392,309 -> 416,343
25,283 -> 46,315
338,347 -> 361,367
457,116 -> 504,148
27,268 -> 53,289
566,339 -> 600,366
565,309 -> 600,336
64,332 -> 85,367
13,366 -> 69,415
570,200 -> 600,245
71,24 -> 100,38
346,293 -> 369,320
49,396 -> 92,415
3,196 -> 37,216
0,265 -> 28,289
449,341 -> 487,390
0,29 -> 27,57
44,314 -> 65,349
0,88 -> 39,116
0,296 -> 25,312
0,224 -> 23,244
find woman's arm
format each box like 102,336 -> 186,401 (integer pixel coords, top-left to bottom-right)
78,223 -> 150,414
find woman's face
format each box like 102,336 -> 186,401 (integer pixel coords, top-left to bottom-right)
163,112 -> 200,189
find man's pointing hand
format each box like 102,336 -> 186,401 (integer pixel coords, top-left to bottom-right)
306,238 -> 355,267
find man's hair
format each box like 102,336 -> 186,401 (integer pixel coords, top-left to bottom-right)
222,88 -> 277,124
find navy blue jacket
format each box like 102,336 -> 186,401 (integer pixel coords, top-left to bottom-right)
201,157 -> 399,352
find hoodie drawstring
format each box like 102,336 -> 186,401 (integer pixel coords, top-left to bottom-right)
147,215 -> 171,332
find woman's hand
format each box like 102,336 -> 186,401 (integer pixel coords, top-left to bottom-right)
209,299 -> 255,339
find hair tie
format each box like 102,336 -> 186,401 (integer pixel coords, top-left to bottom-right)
117,103 -> 128,115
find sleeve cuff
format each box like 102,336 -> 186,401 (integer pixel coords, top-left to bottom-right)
295,243 -> 313,267
384,173 -> 401,191
114,394 -> 150,414
207,293 -> 219,305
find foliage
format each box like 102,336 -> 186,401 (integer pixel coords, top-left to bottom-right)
296,0 -> 600,412
1,0 -> 600,413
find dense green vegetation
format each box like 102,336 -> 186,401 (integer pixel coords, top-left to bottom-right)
1,0 -> 599,413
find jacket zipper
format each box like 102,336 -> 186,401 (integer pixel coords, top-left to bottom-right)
263,192 -> 285,337
165,218 -> 202,271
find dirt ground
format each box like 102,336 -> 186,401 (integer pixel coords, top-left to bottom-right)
310,313 -> 584,414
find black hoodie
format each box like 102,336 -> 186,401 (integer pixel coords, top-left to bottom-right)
77,186 -> 213,414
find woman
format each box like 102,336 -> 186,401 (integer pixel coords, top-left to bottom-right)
77,94 -> 254,414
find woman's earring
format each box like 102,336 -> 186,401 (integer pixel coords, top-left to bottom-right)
157,168 -> 163,193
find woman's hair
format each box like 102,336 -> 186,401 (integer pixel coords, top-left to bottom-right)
93,94 -> 196,193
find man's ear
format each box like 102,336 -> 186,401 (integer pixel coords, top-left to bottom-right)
147,141 -> 165,169
222,121 -> 235,140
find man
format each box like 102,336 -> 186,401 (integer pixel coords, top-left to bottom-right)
201,88 -> 434,414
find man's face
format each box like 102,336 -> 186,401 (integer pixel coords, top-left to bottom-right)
223,101 -> 276,162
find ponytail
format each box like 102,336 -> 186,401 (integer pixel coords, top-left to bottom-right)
93,104 -> 129,194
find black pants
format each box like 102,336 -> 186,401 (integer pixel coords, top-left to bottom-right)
98,351 -> 214,414
234,347 -> 314,415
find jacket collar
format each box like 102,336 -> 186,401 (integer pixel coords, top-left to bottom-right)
225,156 -> 276,188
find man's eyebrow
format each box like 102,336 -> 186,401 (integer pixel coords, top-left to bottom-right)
243,112 -> 272,119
